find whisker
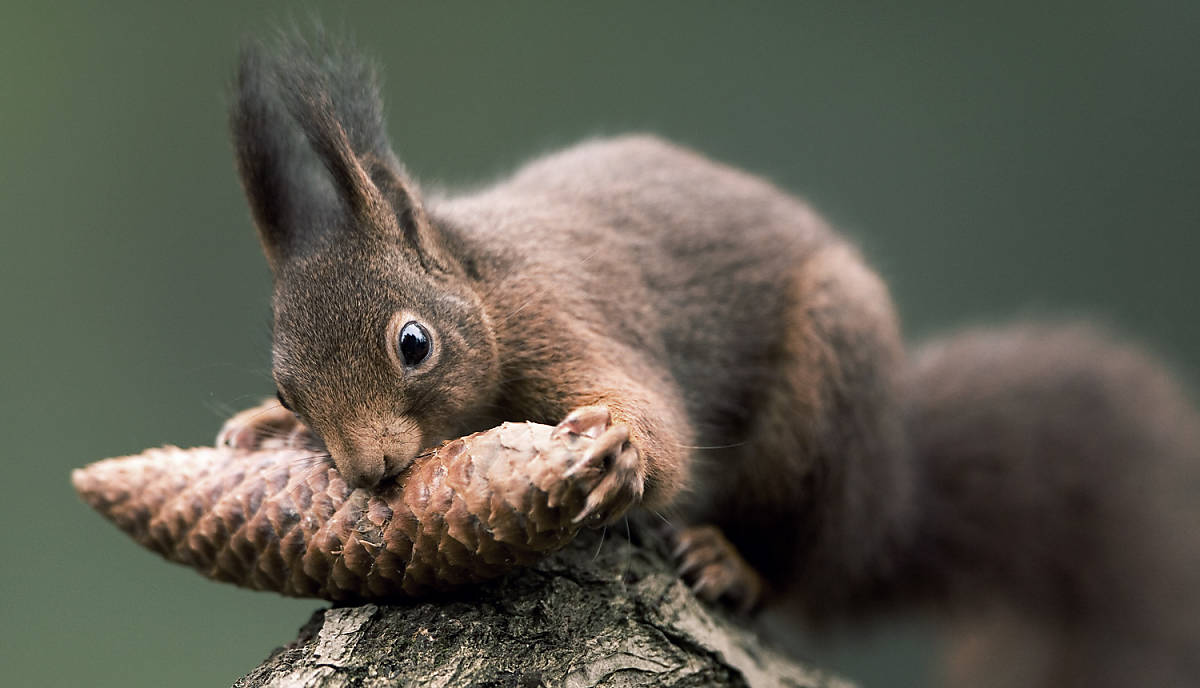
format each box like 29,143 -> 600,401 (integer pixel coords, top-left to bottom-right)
619,515 -> 634,583
650,509 -> 674,527
673,441 -> 748,451
593,525 -> 607,560
203,399 -> 239,419
492,295 -> 538,327
576,245 -> 602,267
288,452 -> 332,470
480,243 -> 604,325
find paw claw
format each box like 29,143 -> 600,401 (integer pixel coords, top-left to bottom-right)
556,405 -> 644,526
552,405 -> 613,441
217,399 -> 310,452
691,570 -> 722,597
572,500 -> 601,525
677,549 -> 711,577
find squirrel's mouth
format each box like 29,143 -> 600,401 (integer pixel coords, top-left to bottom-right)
382,452 -> 418,481
322,416 -> 427,489
378,432 -> 425,483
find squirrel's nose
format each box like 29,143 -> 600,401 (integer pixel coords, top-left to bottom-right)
328,421 -> 423,488
333,451 -> 386,489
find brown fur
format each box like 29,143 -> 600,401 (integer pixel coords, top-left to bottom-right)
904,324 -> 1200,686
222,34 -> 1200,687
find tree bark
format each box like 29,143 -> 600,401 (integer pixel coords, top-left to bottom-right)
234,528 -> 851,688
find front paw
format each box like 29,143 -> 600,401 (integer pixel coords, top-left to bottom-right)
672,525 -> 766,614
217,399 -> 312,451
552,405 -> 644,526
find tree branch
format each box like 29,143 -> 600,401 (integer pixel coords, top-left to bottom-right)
234,529 -> 852,688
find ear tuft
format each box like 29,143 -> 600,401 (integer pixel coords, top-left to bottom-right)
229,28 -> 428,265
271,30 -> 396,164
266,29 -> 400,205
231,41 -> 333,257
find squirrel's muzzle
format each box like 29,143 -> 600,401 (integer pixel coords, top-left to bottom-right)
326,419 -> 424,489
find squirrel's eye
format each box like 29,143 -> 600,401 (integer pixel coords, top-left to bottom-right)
398,321 -> 432,366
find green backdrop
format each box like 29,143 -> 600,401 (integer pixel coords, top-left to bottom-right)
2,3 -> 1197,686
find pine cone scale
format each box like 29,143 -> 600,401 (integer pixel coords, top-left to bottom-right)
72,421 -> 596,601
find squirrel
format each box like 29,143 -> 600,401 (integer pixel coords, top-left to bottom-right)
217,35 -> 1200,688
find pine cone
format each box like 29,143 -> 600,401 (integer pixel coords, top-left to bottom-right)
72,421 -> 603,601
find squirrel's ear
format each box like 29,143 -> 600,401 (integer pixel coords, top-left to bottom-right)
231,34 -> 444,270
231,43 -> 333,266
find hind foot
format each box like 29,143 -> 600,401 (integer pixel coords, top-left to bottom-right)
672,525 -> 766,614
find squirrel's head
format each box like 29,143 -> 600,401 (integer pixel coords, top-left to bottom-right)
230,35 -> 498,488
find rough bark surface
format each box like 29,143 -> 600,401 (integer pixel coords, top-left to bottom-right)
234,529 -> 852,688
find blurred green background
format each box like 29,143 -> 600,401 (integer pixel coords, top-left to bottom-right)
2,2 -> 1197,686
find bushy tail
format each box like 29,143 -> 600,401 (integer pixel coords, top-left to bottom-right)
904,323 -> 1200,688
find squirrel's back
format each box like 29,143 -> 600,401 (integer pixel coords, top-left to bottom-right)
433,134 -> 849,439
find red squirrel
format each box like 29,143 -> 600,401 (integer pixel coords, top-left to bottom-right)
218,35 -> 1200,687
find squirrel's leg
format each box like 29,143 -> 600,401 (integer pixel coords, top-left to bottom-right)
698,245 -> 913,615
217,397 -> 313,450
544,361 -> 768,610
543,359 -> 694,527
